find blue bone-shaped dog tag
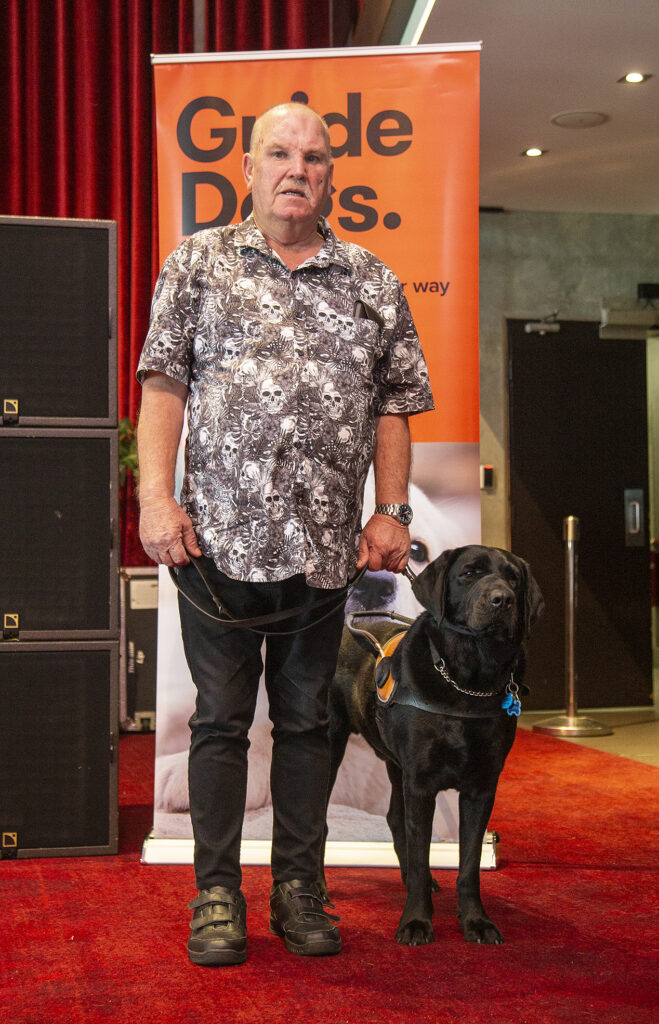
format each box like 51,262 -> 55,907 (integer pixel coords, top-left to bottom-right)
501,691 -> 521,716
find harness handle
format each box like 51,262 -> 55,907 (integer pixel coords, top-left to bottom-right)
346,609 -> 414,657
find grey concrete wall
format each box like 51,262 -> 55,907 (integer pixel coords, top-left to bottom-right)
479,210 -> 659,546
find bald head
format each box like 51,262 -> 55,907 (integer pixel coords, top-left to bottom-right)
249,103 -> 332,159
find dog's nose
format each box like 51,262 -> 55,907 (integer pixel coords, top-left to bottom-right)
349,570 -> 396,611
489,588 -> 513,609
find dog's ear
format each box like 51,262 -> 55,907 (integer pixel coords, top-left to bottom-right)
411,548 -> 464,616
513,555 -> 544,636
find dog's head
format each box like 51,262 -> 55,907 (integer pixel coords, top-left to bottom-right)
411,545 -> 544,641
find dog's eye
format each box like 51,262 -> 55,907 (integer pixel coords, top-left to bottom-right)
409,540 -> 429,564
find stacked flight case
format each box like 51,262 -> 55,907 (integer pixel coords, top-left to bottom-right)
120,567 -> 159,732
0,216 -> 119,858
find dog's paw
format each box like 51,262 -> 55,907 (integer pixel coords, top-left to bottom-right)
459,914 -> 504,945
395,917 -> 435,946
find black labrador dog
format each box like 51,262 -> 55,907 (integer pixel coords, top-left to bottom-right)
321,545 -> 543,946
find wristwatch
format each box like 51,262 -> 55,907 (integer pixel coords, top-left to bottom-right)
374,503 -> 413,527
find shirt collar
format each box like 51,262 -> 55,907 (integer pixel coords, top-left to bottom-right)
235,214 -> 353,274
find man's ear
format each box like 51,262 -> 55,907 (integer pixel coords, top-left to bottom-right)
242,151 -> 254,190
411,548 -> 463,617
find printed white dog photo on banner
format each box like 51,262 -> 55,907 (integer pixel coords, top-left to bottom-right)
149,442 -> 481,859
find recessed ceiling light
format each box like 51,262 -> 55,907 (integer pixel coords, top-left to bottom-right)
617,72 -> 652,84
522,148 -> 546,157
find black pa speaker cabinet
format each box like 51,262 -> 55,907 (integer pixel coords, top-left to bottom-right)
0,216 -> 117,427
0,642 -> 119,858
0,430 -> 119,639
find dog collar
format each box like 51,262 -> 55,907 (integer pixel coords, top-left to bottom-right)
429,636 -> 523,715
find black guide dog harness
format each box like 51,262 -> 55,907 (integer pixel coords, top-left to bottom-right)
347,608 -> 525,721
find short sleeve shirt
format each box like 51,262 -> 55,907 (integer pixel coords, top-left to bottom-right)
137,215 -> 434,588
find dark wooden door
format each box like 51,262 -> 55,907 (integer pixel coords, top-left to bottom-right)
507,319 -> 652,709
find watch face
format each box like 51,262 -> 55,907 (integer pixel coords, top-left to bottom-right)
398,504 -> 413,526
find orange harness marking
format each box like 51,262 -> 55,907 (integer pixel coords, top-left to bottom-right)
375,632 -> 406,704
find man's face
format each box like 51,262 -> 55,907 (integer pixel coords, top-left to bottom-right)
242,107 -> 333,240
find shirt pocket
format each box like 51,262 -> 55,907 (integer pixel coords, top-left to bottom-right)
333,318 -> 383,381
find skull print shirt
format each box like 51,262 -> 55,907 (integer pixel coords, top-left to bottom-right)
137,215 -> 434,588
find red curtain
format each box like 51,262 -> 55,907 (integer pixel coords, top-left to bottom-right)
0,0 -> 340,564
1,0 -> 194,564
0,0 -> 194,417
207,0 -> 331,50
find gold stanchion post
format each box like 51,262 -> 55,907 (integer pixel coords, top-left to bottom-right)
533,516 -> 613,737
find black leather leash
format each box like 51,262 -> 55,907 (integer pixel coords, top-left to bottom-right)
169,555 -> 368,636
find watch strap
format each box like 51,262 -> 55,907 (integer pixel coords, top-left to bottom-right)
374,503 -> 413,525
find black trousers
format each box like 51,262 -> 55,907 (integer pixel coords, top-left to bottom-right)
176,559 -> 345,892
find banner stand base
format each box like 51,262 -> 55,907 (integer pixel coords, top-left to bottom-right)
140,831 -> 499,871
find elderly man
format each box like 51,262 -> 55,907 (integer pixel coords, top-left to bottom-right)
137,102 -> 434,966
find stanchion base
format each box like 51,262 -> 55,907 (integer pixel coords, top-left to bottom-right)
533,715 -> 614,737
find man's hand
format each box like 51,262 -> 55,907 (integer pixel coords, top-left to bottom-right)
139,495 -> 202,567
357,513 -> 410,574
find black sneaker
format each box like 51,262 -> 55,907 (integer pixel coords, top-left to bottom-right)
269,880 -> 341,956
187,886 -> 247,966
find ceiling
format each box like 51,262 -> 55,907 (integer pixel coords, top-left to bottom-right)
415,0 -> 658,214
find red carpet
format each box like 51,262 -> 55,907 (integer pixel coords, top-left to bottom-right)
1,729 -> 658,1024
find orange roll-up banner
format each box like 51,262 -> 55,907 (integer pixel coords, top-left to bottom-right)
144,45 -> 484,868
153,44 -> 480,442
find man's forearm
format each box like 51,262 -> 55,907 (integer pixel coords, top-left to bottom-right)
136,372 -> 188,503
136,372 -> 201,565
373,413 -> 411,504
356,414 -> 411,573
